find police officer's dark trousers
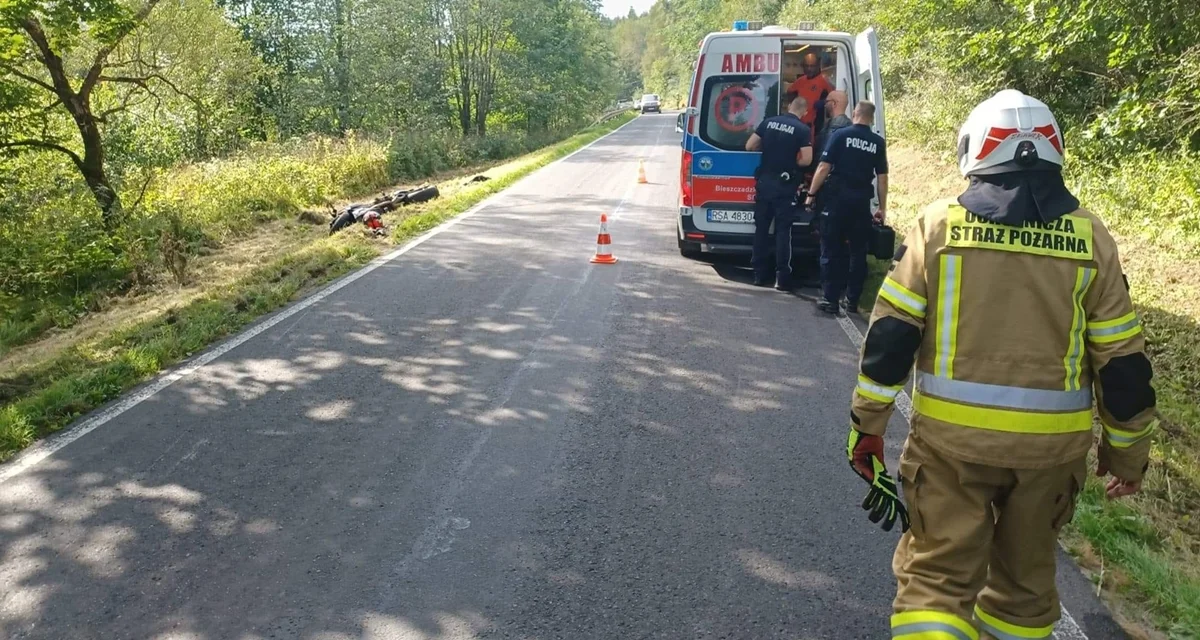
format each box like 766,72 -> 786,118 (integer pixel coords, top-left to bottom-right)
752,178 -> 795,287
819,195 -> 871,306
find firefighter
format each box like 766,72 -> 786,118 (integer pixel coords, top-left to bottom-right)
845,89 -> 1157,639
745,91 -> 813,290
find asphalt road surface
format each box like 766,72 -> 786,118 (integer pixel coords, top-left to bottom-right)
0,114 -> 1130,639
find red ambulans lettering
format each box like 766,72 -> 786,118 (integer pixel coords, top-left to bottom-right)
719,53 -> 781,74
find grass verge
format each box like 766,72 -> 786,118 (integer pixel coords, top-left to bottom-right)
862,125 -> 1200,636
0,112 -> 635,461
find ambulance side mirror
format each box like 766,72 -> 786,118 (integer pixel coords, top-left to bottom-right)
675,113 -> 685,133
685,106 -> 700,116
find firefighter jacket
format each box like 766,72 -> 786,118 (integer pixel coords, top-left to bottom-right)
852,198 -> 1156,481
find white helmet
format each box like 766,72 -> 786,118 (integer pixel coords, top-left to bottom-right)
957,90 -> 1065,177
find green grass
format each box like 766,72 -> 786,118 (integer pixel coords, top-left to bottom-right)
1066,476 -> 1200,639
156,136 -> 392,240
0,238 -> 380,456
0,123 -> 606,357
0,112 -> 634,461
0,313 -> 56,358
0,137 -> 396,358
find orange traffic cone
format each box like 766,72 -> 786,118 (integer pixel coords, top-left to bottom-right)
590,214 -> 618,264
637,159 -> 648,184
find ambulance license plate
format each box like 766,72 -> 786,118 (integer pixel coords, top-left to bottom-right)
707,209 -> 754,224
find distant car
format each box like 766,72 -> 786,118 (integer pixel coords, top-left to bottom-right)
640,94 -> 661,113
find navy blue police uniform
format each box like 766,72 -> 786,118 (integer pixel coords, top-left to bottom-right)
816,123 -> 887,308
751,112 -> 812,288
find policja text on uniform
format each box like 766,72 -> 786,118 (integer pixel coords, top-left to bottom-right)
744,91 -> 814,291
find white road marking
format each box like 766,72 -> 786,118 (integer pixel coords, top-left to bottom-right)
0,116 -> 641,487
1057,605 -> 1089,640
832,313 -> 1090,640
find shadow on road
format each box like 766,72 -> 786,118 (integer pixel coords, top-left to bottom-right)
0,116 -> 893,639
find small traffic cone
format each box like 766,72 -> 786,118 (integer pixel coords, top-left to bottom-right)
590,214 -> 618,264
637,159 -> 648,184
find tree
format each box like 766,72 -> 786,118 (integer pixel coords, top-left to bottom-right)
0,0 -> 172,229
439,0 -> 516,136
115,0 -> 263,161
611,6 -> 650,98
349,0 -> 449,132
219,0 -> 312,138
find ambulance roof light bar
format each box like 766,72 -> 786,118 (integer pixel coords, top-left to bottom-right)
732,20 -> 764,31
796,21 -> 816,31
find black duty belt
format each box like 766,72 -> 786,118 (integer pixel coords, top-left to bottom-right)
756,169 -> 801,185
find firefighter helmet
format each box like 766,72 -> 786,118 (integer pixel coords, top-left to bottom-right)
957,90 -> 1065,176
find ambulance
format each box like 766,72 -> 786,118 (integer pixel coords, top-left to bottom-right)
675,21 -> 885,259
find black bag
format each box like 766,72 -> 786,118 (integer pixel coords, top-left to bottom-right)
870,222 -> 896,260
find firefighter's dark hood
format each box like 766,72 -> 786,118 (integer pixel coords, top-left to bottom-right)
957,170 -> 1079,226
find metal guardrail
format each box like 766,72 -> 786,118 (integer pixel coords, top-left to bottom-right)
593,107 -> 634,126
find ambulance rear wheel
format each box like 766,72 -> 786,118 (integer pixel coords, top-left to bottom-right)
678,237 -> 702,259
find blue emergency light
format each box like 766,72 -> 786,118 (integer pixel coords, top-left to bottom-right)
732,20 -> 749,31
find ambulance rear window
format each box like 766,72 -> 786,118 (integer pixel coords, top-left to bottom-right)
698,74 -> 780,152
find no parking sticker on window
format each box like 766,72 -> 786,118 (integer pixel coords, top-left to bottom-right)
715,86 -> 761,132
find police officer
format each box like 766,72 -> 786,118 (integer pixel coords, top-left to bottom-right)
806,100 -> 889,314
846,90 -> 1155,640
745,92 -> 813,290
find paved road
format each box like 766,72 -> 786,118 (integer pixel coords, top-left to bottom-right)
0,114 -> 1128,639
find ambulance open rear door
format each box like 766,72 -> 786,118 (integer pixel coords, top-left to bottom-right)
855,27 -> 885,138
855,27 -> 886,213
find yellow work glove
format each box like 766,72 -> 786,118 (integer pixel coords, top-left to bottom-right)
847,428 -> 910,533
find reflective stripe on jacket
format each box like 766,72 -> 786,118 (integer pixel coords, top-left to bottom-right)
852,199 -> 1155,476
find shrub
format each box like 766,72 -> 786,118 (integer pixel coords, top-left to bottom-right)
386,127 -> 571,182
158,135 -> 390,239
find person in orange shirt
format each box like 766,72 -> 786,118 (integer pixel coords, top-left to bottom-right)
787,52 -> 834,127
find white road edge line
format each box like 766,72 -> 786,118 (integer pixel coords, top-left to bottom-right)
832,313 -> 1089,640
0,115 -> 642,487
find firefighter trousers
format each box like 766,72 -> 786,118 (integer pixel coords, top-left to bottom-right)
891,432 -> 1087,640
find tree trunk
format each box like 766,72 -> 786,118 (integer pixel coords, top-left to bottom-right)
69,95 -> 123,229
18,17 -> 124,229
474,84 -> 487,136
458,82 -> 472,136
333,0 -> 351,133
447,3 -> 473,138
81,161 -> 121,228
195,102 -> 209,156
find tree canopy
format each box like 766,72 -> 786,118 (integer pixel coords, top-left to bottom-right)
1,0 -> 622,227
609,0 -> 1200,151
